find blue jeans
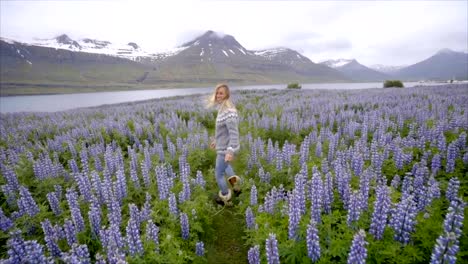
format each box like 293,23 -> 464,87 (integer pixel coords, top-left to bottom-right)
216,153 -> 235,195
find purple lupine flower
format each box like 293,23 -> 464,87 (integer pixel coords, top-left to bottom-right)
2,184 -> 17,208
347,229 -> 368,264
250,184 -> 258,206
446,177 -> 460,203
155,165 -> 169,200
315,141 -> 322,158
0,207 -> 13,232
126,218 -> 143,256
306,219 -> 320,262
351,153 -> 364,177
141,160 -> 151,188
6,231 -> 49,264
129,163 -> 140,189
0,164 -> 19,191
431,154 -> 441,176
66,188 -> 85,232
323,172 -> 334,214
62,243 -> 91,264
401,173 -> 413,200
295,170 -> 306,215
180,212 -> 190,240
64,219 -> 78,247
194,170 -> 206,189
114,169 -> 128,204
446,142 -> 458,173
17,185 -> 40,217
145,220 -> 159,250
248,245 -> 260,264
90,170 -> 104,205
46,192 -> 62,216
68,158 -> 80,174
80,148 -> 90,175
128,203 -> 141,227
168,192 -> 179,217
288,190 -> 301,240
73,172 -> 93,203
275,148 -> 283,171
41,219 -> 62,258
265,233 -> 280,264
195,241 -> 205,256
140,192 -> 152,223
108,193 -> 122,228
88,196 -> 101,236
430,198 -> 465,264
359,169 -> 371,211
389,195 -> 417,245
310,170 -> 323,224
246,207 -> 256,229
390,175 -> 401,189
369,185 -> 391,240
347,190 -> 363,227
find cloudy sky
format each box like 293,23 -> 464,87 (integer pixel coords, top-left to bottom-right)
1,0 -> 466,66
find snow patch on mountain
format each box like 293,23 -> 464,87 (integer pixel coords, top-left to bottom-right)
320,59 -> 354,68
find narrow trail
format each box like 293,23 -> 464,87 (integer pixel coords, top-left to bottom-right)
206,205 -> 248,264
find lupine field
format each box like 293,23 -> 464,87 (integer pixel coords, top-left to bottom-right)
0,84 -> 467,264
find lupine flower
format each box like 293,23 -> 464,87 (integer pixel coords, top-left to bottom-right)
323,172 -> 334,214
126,218 -> 143,256
250,184 -> 258,206
62,243 -> 91,264
64,219 -> 78,247
0,164 -> 19,191
17,186 -> 40,217
306,219 -> 320,262
145,220 -> 160,250
390,195 -> 417,245
0,207 -> 13,231
431,154 -> 441,175
195,241 -> 205,256
194,170 -> 206,189
66,188 -> 85,232
114,169 -> 128,204
248,245 -> 260,264
446,177 -> 460,203
347,190 -> 363,227
88,196 -> 101,236
41,219 -> 62,258
169,192 -> 179,217
108,193 -> 122,228
390,175 -> 401,189
288,190 -> 301,240
139,192 -> 152,223
310,170 -> 323,224
246,207 -> 256,229
430,198 -> 465,264
5,230 -> 49,264
369,185 -> 391,240
265,233 -> 280,264
347,229 -> 368,264
180,212 -> 190,240
446,142 -> 458,173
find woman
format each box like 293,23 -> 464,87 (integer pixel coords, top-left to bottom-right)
208,83 -> 241,205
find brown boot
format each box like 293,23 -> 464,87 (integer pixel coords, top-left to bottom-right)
228,175 -> 241,195
216,189 -> 232,206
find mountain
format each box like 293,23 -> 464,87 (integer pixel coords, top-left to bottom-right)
0,31 -> 349,92
320,59 -> 389,81
395,49 -> 468,81
370,64 -> 406,74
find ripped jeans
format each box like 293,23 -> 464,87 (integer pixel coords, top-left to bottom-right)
215,153 -> 235,195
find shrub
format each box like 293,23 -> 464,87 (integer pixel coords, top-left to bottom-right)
287,82 -> 302,89
383,80 -> 404,88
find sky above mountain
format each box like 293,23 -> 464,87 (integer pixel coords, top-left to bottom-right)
1,0 -> 466,66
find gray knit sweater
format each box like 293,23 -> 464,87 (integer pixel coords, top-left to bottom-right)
215,108 -> 240,155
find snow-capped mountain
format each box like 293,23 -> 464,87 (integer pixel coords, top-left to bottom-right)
320,59 -> 389,81
320,59 -> 354,68
19,34 -> 187,63
370,64 -> 406,74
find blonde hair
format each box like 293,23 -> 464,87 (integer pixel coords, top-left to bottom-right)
207,83 -> 236,111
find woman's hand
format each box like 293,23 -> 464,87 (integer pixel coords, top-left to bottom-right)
210,141 -> 216,149
225,152 -> 234,162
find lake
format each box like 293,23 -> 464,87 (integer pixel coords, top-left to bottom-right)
0,82 -> 427,113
